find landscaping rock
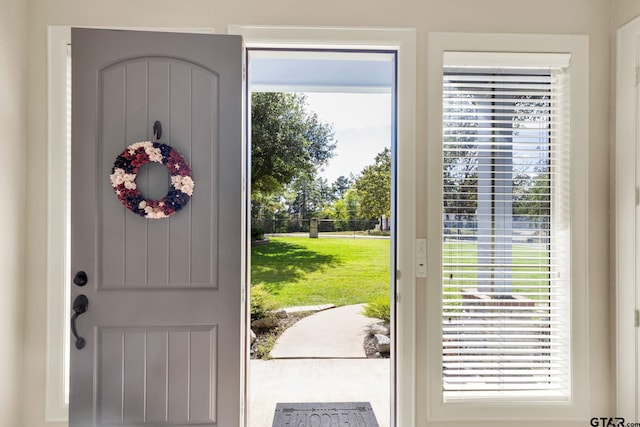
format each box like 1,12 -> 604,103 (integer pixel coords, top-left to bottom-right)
251,317 -> 279,330
250,329 -> 257,345
368,322 -> 390,336
275,310 -> 289,319
374,334 -> 391,353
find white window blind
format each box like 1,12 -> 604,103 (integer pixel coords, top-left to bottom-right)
441,58 -> 571,402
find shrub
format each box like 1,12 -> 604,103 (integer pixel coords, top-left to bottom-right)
254,334 -> 277,360
363,296 -> 391,322
250,284 -> 279,320
251,227 -> 265,241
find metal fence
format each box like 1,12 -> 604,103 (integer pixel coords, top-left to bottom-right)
251,218 -> 380,234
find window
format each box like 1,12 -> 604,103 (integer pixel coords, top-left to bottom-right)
442,55 -> 570,402
427,33 -> 588,421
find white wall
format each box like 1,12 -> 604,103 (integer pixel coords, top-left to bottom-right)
0,0 -> 27,426
612,0 -> 640,28
23,0 -> 613,426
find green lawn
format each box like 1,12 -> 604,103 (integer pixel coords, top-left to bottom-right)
443,240 -> 550,301
251,236 -> 390,308
250,237 -> 547,309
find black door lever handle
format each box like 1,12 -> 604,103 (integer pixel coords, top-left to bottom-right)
71,295 -> 89,349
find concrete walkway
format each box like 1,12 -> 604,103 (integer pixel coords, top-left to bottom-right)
249,304 -> 390,426
249,359 -> 390,427
270,304 -> 373,359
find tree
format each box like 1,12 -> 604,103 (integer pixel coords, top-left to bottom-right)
251,93 -> 336,197
251,191 -> 287,220
327,188 -> 360,231
511,96 -> 552,225
355,148 -> 391,227
343,188 -> 361,222
513,166 -> 551,225
332,175 -> 353,199
286,172 -> 334,220
443,94 -> 479,217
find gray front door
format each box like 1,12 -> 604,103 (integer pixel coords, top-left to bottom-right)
70,28 -> 243,426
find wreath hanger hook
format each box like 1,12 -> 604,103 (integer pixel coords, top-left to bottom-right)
153,121 -> 162,141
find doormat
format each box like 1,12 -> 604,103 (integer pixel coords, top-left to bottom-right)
272,402 -> 379,427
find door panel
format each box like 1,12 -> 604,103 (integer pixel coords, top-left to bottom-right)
98,57 -> 220,289
71,28 -> 242,426
97,326 -> 218,424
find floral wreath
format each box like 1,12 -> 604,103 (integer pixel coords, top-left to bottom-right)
110,141 -> 195,219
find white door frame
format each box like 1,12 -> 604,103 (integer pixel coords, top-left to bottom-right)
48,24 -> 416,425
229,25 -> 417,427
616,16 -> 640,421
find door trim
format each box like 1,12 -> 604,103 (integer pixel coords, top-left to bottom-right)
46,25 -> 72,422
228,25 -> 417,427
616,16 -> 640,421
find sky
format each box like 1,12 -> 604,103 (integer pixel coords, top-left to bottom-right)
303,92 -> 392,184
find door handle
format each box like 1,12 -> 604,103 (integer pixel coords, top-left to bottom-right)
71,295 -> 89,349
